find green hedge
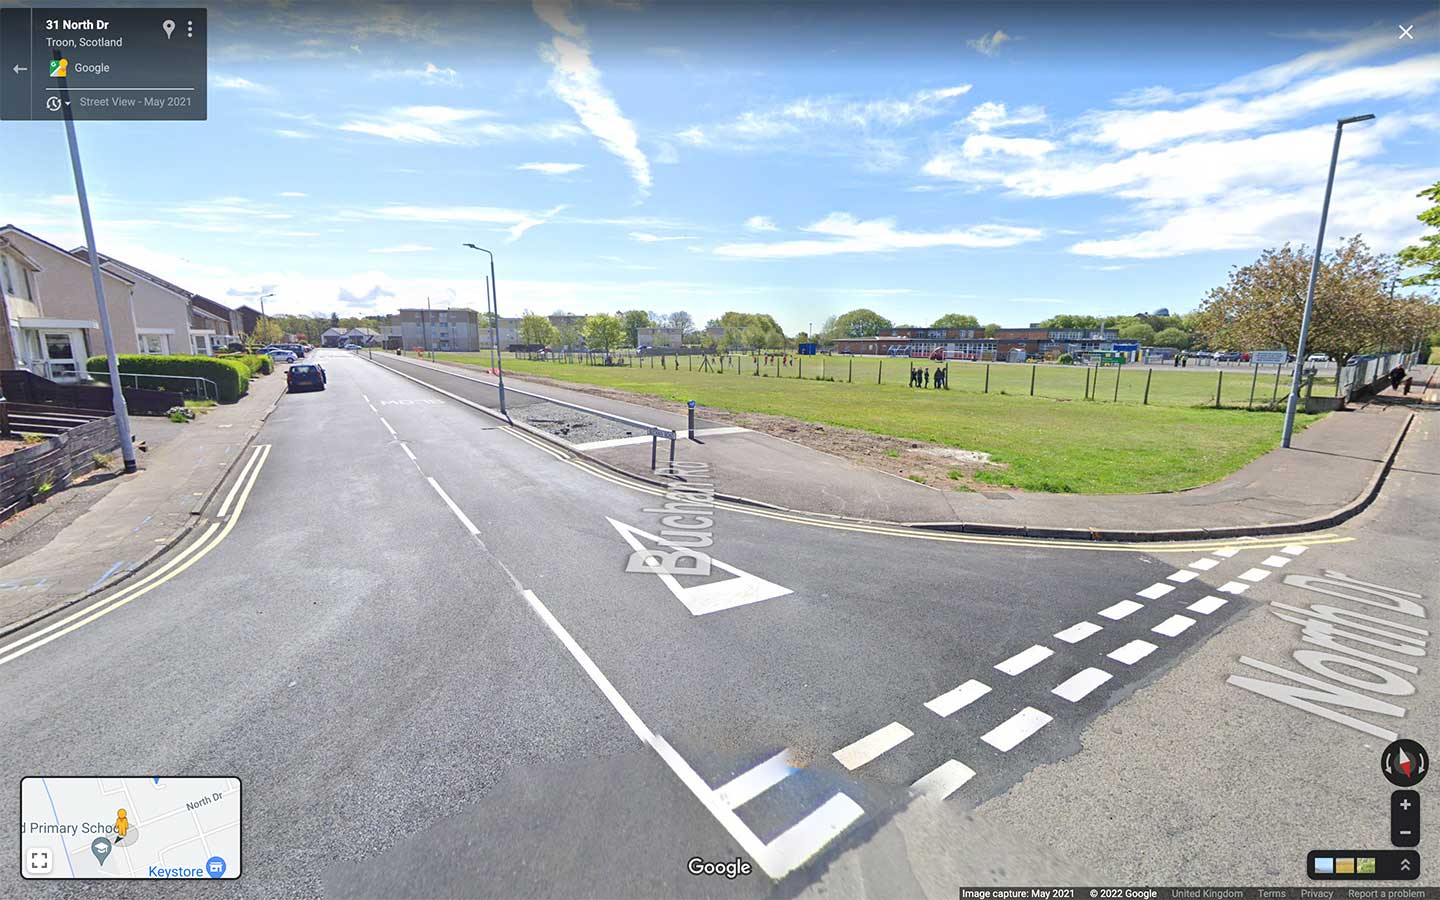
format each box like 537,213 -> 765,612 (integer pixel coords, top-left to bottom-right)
218,353 -> 272,376
86,354 -> 250,403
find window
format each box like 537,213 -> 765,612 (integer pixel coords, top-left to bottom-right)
0,256 -> 13,295
139,333 -> 169,354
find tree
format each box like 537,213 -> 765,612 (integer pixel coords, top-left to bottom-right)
1117,322 -> 1156,344
831,308 -> 893,338
931,313 -> 980,328
585,313 -> 626,352
983,322 -> 1001,338
519,312 -> 557,346
1035,314 -> 1102,329
1398,181 -> 1440,286
248,318 -> 284,345
616,309 -> 654,347
1152,327 -> 1192,349
668,310 -> 694,340
329,312 -> 340,328
1191,236 -> 1440,364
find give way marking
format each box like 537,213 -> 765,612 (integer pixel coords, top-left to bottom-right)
607,517 -> 793,616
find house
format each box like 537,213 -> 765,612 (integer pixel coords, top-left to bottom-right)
638,326 -> 682,349
0,236 -> 45,372
0,225 -> 138,381
191,295 -> 244,350
320,326 -> 347,347
394,307 -> 487,351
233,305 -> 263,338
71,250 -> 199,355
321,326 -> 382,347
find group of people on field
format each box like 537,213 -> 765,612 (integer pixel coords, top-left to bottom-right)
910,366 -> 947,389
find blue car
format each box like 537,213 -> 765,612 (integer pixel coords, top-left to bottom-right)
286,363 -> 326,392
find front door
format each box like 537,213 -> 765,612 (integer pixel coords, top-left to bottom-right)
41,330 -> 86,381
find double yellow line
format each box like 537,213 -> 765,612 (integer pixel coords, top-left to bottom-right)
503,426 -> 1350,555
0,444 -> 272,668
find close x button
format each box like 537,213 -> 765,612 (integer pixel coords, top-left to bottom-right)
1392,790 -> 1420,847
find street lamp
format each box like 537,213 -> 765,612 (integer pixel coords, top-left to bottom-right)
1281,113 -> 1374,449
462,243 -> 507,416
257,291 -> 275,345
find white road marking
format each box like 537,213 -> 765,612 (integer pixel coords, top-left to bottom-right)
362,394 -> 370,402
607,518 -> 792,615
367,404 -> 378,413
833,722 -> 913,770
379,416 -> 397,436
1167,570 -> 1199,583
1054,621 -> 1103,644
1107,639 -> 1158,665
714,750 -> 795,811
1213,547 -> 1241,557
427,478 -> 479,536
1151,614 -> 1196,637
1281,545 -> 1307,556
1218,581 -> 1250,595
1239,567 -> 1271,582
1098,600 -> 1144,621
1187,558 -> 1220,571
1052,667 -> 1112,702
520,588 -> 861,879
401,444 -> 417,462
216,445 -> 264,518
1262,555 -> 1291,567
995,644 -> 1054,676
1137,582 -> 1174,600
1187,595 -> 1229,614
981,707 -> 1053,751
910,760 -> 976,800
924,679 -> 991,717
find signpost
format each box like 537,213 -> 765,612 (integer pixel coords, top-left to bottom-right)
1251,349 -> 1288,366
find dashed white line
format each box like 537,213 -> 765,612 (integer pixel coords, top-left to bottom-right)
362,394 -> 370,402
1054,621 -> 1103,644
981,707 -> 1053,751
1187,558 -> 1220,571
1151,614 -> 1197,637
1052,667 -> 1112,702
995,644 -> 1054,676
1238,567 -> 1271,583
427,477 -> 479,536
1262,555 -> 1291,567
1167,570 -> 1199,583
924,679 -> 991,717
910,760 -> 976,800
379,416 -> 397,436
1188,596 -> 1228,615
714,750 -> 795,811
833,722 -> 913,771
1098,600 -> 1144,621
1107,639 -> 1158,665
1217,581 -> 1250,595
1213,547 -> 1241,558
1281,545 -> 1307,556
401,444 -> 417,462
367,404 -> 378,413
1137,582 -> 1175,600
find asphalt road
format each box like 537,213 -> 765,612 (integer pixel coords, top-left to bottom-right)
1,348 -> 1429,898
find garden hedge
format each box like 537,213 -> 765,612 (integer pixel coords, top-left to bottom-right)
86,354 -> 250,403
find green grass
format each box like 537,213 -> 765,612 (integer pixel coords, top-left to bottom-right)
437,352 -> 1323,494
184,399 -> 217,409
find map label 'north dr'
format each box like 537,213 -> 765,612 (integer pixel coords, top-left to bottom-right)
20,777 -> 240,880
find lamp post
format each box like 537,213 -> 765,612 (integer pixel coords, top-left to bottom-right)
257,291 -> 274,345
1281,113 -> 1374,449
462,244 -> 507,416
485,275 -> 495,370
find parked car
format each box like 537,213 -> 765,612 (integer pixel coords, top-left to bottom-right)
277,343 -> 307,358
286,362 -> 326,392
1215,351 -> 1242,362
1306,353 -> 1330,362
266,349 -> 297,363
343,343 -> 360,350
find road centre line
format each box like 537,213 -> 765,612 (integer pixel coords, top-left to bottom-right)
362,354 -> 1355,555
216,445 -> 263,517
910,760 -> 976,800
714,750 -> 796,811
1052,667 -> 1112,703
925,679 -> 991,716
0,445 -> 272,667
520,588 -> 858,879
1054,621 -> 1103,643
427,478 -> 480,536
995,644 -> 1054,676
833,722 -> 914,770
981,707 -> 1053,751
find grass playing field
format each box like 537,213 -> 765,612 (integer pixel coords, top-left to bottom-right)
434,352 -> 1324,494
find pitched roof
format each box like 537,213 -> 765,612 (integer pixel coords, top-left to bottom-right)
0,225 -> 135,284
73,249 -> 195,301
0,235 -> 43,272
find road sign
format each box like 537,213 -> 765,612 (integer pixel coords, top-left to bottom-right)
1251,350 -> 1288,366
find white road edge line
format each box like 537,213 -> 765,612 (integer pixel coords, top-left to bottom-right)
379,417 -> 397,436
520,589 -> 859,879
216,445 -> 264,518
981,707 -> 1052,751
427,478 -> 479,536
833,722 -> 914,770
401,444 -> 418,462
910,760 -> 976,801
714,750 -> 795,811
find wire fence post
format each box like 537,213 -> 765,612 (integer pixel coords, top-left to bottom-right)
1083,366 -> 1090,401
1113,365 -> 1121,402
1271,364 -> 1282,408
849,358 -> 853,383
984,363 -> 990,393
798,358 -> 803,379
1247,363 -> 1259,409
1142,368 -> 1152,405
878,360 -> 882,384
1030,364 -> 1036,396
1215,370 -> 1223,408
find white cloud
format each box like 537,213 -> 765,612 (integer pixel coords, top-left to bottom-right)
966,101 -> 1047,132
534,1 -> 651,194
336,106 -> 581,145
744,216 -> 778,232
373,61 -> 461,84
715,213 -> 1042,259
369,244 -> 435,254
279,191 -> 307,198
212,74 -> 271,92
630,232 -> 699,242
968,31 -> 1014,57
517,162 -> 585,175
961,134 -> 1055,160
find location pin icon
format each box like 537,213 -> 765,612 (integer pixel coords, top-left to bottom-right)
162,19 -> 175,39
91,837 -> 112,866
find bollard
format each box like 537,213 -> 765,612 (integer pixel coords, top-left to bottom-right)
984,364 -> 990,393
687,400 -> 696,440
878,360 -> 883,384
1113,365 -> 1121,402
669,435 -> 676,467
1143,368 -> 1153,405
651,434 -> 658,471
1084,367 -> 1090,400
1215,370 -> 1223,408
849,359 -> 853,383
1030,364 -> 1036,396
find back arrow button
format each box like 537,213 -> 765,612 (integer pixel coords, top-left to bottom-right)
13,64 -> 28,75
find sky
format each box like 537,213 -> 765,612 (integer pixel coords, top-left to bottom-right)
2,0 -> 1437,334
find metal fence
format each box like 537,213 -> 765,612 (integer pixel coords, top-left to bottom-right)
1335,351 -> 1421,401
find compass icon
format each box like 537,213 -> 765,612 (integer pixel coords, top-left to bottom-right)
1382,739 -> 1428,787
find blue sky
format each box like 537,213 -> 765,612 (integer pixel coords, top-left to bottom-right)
3,0 -> 1437,333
